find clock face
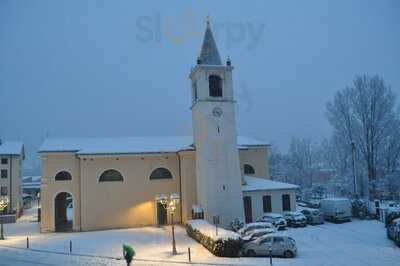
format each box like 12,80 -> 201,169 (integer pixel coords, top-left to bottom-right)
212,107 -> 223,117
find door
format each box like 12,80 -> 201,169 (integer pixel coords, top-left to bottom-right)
243,196 -> 253,223
157,202 -> 167,225
282,194 -> 291,211
258,237 -> 273,256
272,237 -> 285,256
54,192 -> 73,232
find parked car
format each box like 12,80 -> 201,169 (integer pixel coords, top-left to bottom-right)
320,198 -> 351,223
387,218 -> 400,247
283,211 -> 307,227
256,213 -> 287,230
242,228 -> 276,242
238,222 -> 276,236
243,234 -> 297,258
300,208 -> 324,225
385,208 -> 400,227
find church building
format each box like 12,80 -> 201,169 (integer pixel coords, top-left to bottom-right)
38,21 -> 298,232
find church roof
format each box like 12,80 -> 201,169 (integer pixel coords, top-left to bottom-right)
0,141 -> 24,156
242,176 -> 299,192
198,20 -> 222,65
38,136 -> 269,155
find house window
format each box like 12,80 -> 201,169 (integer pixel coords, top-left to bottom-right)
244,164 -> 255,175
99,169 -> 124,182
55,171 -> 72,181
0,186 -> 7,196
150,168 -> 173,180
1,158 -> 8,165
209,75 -> 222,97
1,169 -> 7,179
282,194 -> 291,211
263,195 -> 272,213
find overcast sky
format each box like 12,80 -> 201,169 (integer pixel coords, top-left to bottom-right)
1,1 -> 399,173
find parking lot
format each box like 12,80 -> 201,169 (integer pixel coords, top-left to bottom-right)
0,214 -> 399,266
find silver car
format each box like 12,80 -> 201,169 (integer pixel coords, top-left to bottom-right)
256,213 -> 287,230
242,228 -> 277,242
243,234 -> 297,258
238,222 -> 276,235
300,208 -> 324,225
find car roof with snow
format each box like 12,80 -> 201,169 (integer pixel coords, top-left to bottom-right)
244,222 -> 274,227
321,197 -> 350,202
255,232 -> 291,241
263,213 -> 284,218
284,211 -> 303,215
245,228 -> 276,234
297,206 -> 320,212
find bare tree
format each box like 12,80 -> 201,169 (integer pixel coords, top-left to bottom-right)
286,138 -> 322,187
326,75 -> 399,198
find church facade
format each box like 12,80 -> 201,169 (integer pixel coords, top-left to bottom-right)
38,22 -> 298,232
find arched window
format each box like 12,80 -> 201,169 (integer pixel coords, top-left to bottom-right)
150,168 -> 173,180
99,169 -> 124,182
209,75 -> 222,97
244,164 -> 255,175
55,171 -> 72,181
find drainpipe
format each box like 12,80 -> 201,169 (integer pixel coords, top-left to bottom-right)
9,155 -> 12,214
79,156 -> 82,231
177,152 -> 183,223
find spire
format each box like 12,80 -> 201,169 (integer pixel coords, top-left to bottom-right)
198,18 -> 222,65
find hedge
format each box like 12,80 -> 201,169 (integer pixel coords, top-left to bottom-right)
186,220 -> 242,257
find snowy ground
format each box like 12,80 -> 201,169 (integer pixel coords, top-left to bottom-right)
0,206 -> 399,265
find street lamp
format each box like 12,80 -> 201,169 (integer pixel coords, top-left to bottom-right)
0,196 -> 9,240
350,141 -> 357,198
157,193 -> 180,255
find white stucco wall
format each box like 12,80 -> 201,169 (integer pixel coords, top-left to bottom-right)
243,189 -> 297,222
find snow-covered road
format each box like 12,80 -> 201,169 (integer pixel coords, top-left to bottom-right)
0,212 -> 399,265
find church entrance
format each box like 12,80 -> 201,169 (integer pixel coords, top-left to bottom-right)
157,202 -> 167,226
54,192 -> 73,232
243,196 -> 253,223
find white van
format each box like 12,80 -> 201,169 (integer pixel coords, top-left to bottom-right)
320,198 -> 352,223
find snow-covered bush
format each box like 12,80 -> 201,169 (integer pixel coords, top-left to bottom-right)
186,219 -> 242,257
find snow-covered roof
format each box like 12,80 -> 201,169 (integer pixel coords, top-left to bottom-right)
38,136 -> 269,155
242,176 -> 299,192
0,141 -> 24,156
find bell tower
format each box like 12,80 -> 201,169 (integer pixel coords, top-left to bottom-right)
190,20 -> 244,226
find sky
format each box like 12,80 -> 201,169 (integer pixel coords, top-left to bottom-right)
1,0 -> 399,174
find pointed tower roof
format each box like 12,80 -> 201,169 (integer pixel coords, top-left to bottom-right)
198,20 -> 222,65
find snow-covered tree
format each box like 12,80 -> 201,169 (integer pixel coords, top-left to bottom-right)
326,75 -> 400,199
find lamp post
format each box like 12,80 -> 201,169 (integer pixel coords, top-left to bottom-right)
350,141 -> 357,198
0,196 -> 9,240
157,193 -> 180,255
159,193 -> 179,255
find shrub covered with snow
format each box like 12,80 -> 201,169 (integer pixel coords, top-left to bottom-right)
186,219 -> 242,257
